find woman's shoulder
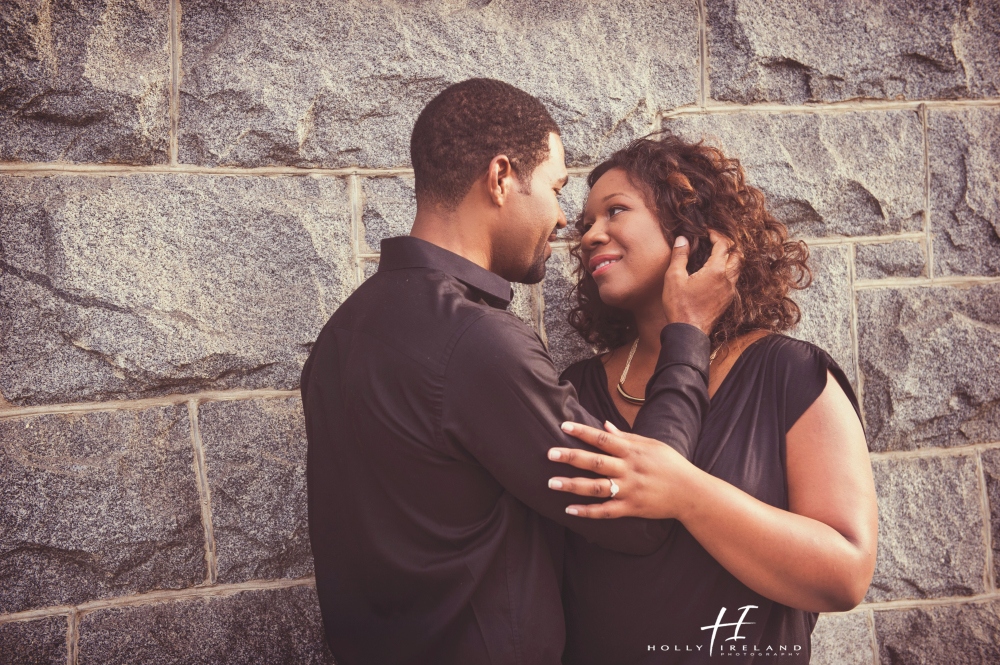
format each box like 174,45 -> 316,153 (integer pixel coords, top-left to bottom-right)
749,334 -> 860,429
558,352 -> 606,388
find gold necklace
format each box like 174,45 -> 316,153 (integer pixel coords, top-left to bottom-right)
617,339 -> 645,405
618,338 -> 721,406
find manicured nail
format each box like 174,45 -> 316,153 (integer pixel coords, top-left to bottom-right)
605,420 -> 621,433
566,507 -> 579,516
561,422 -> 574,432
548,449 -> 562,460
674,235 -> 689,248
548,479 -> 563,489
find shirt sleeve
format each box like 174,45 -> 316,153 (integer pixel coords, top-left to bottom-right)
777,339 -> 862,434
440,312 -> 709,556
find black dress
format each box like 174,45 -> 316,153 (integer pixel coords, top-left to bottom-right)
559,335 -> 862,664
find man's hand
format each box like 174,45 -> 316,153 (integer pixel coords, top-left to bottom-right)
663,230 -> 741,336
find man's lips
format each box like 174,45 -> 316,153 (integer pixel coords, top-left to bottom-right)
589,254 -> 621,277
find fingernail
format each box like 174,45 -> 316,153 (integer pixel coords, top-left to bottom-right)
561,422 -> 573,432
548,449 -> 562,460
605,420 -> 621,433
548,479 -> 563,489
566,507 -> 579,516
674,235 -> 688,248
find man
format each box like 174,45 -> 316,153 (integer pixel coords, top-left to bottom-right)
302,78 -> 735,664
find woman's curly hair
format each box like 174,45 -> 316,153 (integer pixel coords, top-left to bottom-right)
568,130 -> 811,352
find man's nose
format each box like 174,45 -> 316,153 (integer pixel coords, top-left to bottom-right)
556,205 -> 568,229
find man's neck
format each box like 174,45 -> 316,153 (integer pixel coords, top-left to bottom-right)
410,207 -> 493,273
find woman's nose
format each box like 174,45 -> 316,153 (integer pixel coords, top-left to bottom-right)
581,221 -> 608,249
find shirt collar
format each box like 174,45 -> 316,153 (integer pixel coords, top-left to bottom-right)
378,236 -> 514,309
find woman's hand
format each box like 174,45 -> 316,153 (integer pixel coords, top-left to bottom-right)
664,230 -> 741,336
547,420 -> 699,520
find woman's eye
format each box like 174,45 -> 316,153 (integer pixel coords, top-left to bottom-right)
608,205 -> 626,217
581,221 -> 594,233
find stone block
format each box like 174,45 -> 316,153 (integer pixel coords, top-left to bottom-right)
77,585 -> 335,664
788,245 -> 856,388
875,600 -> 1000,665
542,247 -> 596,373
857,284 -> 1000,451
981,449 -> 1000,585
361,257 -> 379,284
360,177 -> 415,253
866,456 -> 985,603
198,398 -> 312,584
855,241 -> 927,280
0,0 -> 170,164
557,175 -> 591,240
666,112 -> 925,238
509,283 -> 538,330
0,406 -> 205,613
178,0 -> 698,168
929,107 -> 1000,277
810,612 -> 873,665
0,616 -> 67,665
0,174 -> 353,406
707,0 -> 1000,104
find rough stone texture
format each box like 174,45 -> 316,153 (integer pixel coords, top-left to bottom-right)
361,257 -> 379,284
929,107 -> 1000,277
875,601 -> 1000,665
557,175 -> 590,239
0,616 -> 67,665
666,111 -> 925,238
0,174 -> 353,406
857,285 -> 1000,451
982,449 -> 1000,586
0,406 -> 204,613
178,0 -> 697,168
0,0 -> 170,164
810,612 -> 873,665
360,177 -> 415,253
855,241 -> 927,280
707,0 -> 1000,104
198,398 -> 312,585
509,283 -> 537,330
542,247 -> 595,373
866,456 -> 985,603
788,245 -> 856,387
77,585 -> 335,664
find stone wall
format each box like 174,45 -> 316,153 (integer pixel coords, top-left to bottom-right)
1,1 -> 998,663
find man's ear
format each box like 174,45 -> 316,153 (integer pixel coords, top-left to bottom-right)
486,155 -> 514,207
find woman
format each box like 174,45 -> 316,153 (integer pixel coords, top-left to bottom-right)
546,132 -> 877,663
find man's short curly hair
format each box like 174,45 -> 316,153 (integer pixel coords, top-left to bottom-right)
410,78 -> 560,209
568,130 -> 812,351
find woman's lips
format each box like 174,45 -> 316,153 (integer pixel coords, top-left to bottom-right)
590,255 -> 621,277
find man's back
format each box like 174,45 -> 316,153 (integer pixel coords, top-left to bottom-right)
303,237 -> 569,664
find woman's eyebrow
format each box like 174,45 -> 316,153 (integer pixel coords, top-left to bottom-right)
601,192 -> 630,202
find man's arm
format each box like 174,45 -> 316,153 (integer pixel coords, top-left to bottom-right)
440,313 -> 709,556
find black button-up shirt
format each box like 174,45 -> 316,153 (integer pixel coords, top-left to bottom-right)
302,236 -> 710,665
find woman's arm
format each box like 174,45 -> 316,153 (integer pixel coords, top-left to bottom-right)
547,371 -> 877,613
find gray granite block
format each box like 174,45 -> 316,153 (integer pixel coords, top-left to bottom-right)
77,586 -> 335,664
788,245 -> 856,388
0,616 -> 67,665
810,612 -> 873,665
360,177 -> 416,253
866,456 -> 985,603
198,398 -> 312,585
857,284 -> 1000,451
981,449 -> 1000,586
707,0 -> 1000,104
929,107 -> 1000,277
875,600 -> 1000,665
666,111 -> 925,238
0,174 -> 353,406
178,0 -> 698,168
541,247 -> 596,373
0,406 -> 205,613
0,0 -> 170,164
855,241 -> 927,280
